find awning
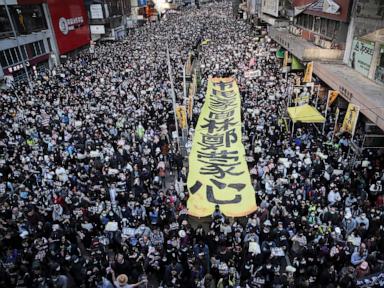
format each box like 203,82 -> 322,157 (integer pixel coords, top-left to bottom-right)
313,62 -> 384,131
276,48 -> 285,58
291,55 -> 304,70
288,104 -> 326,123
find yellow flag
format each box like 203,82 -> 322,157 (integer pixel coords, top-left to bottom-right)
187,77 -> 257,217
283,51 -> 289,67
176,105 -> 187,129
341,103 -> 360,136
303,62 -> 313,83
328,90 -> 339,107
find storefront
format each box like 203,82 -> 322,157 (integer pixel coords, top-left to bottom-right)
314,61 -> 384,132
47,0 -> 91,55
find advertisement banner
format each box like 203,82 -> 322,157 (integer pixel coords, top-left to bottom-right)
90,4 -> 104,19
48,0 -> 91,55
90,25 -> 105,34
350,38 -> 374,77
176,105 -> 187,129
261,0 -> 279,17
341,103 -> 360,136
303,61 -> 313,82
283,50 -> 289,67
187,77 -> 257,217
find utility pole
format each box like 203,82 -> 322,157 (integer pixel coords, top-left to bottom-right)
4,0 -> 33,89
166,42 -> 181,151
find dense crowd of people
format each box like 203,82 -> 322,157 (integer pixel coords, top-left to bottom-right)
0,2 -> 383,288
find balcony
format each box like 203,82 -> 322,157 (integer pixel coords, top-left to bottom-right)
269,26 -> 344,61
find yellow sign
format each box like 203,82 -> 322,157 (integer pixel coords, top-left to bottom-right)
187,77 -> 257,217
176,105 -> 187,129
341,103 -> 360,136
303,62 -> 313,83
328,90 -> 339,106
283,51 -> 289,67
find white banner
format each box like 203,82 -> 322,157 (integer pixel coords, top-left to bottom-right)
90,25 -> 105,34
261,0 -> 279,17
90,4 -> 104,19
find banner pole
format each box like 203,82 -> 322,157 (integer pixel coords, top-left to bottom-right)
322,90 -> 331,134
166,42 -> 181,151
332,107 -> 339,142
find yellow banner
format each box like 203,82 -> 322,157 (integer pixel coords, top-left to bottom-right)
283,51 -> 289,67
328,90 -> 339,106
303,62 -> 313,83
187,77 -> 257,217
176,105 -> 187,129
341,103 -> 360,136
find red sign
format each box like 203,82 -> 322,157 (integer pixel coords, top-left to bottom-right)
47,0 -> 90,55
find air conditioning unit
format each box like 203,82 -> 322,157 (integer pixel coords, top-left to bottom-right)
320,40 -> 332,49
314,35 -> 321,46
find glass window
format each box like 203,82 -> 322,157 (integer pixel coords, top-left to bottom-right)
39,40 -> 45,54
47,38 -> 52,52
11,4 -> 47,34
0,51 -> 8,67
0,6 -> 13,37
10,48 -> 17,63
320,18 -> 327,35
29,43 -> 37,57
375,45 -> 384,84
21,45 -> 27,60
4,50 -> 12,66
314,17 -> 320,33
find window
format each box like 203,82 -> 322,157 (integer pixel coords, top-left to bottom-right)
30,40 -> 46,58
11,4 -> 47,34
0,46 -> 27,68
375,45 -> 384,84
0,52 -> 7,67
47,38 -> 52,52
0,6 -> 13,38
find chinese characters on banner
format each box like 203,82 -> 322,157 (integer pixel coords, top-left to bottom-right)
176,105 -> 187,129
187,77 -> 257,217
341,103 -> 360,137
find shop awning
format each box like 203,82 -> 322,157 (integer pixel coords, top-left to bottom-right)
288,104 -> 325,123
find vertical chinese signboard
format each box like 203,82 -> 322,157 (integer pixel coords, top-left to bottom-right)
47,0 -> 91,55
187,77 -> 257,217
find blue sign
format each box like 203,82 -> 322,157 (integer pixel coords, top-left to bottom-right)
138,0 -> 147,7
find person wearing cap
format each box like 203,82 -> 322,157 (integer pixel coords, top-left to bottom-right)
110,269 -> 147,288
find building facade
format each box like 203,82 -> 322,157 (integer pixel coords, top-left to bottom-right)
0,0 -> 57,83
0,0 -> 91,84
264,0 -> 384,133
86,0 -> 131,41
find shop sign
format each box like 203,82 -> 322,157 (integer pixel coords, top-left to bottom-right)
350,38 -> 374,77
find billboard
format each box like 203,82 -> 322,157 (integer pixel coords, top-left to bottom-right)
350,38 -> 374,77
90,4 -> 104,19
261,0 -> 279,17
90,25 -> 105,34
47,0 -> 90,55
